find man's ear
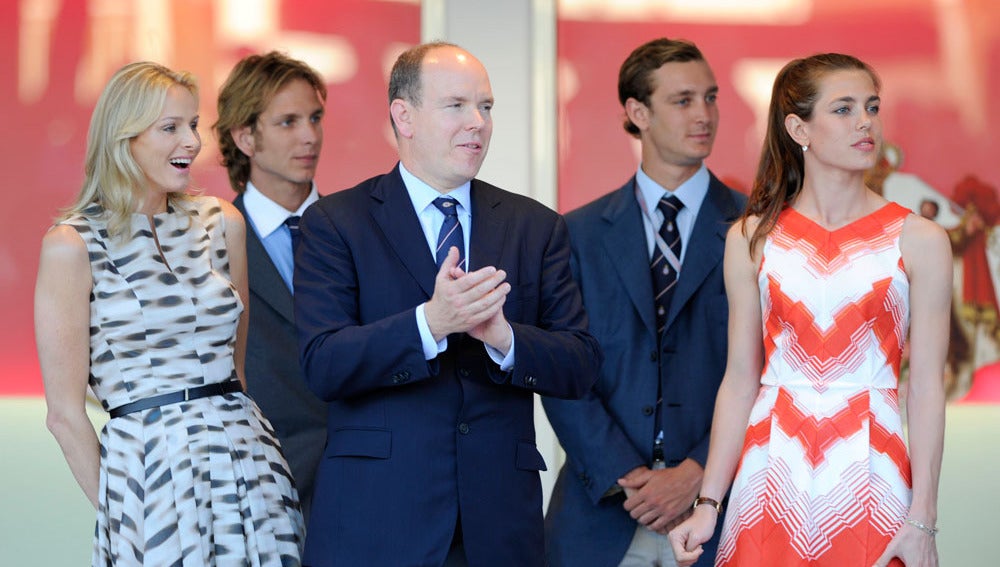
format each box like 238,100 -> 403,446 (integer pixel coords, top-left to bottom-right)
784,113 -> 809,148
231,125 -> 255,157
390,99 -> 414,139
624,98 -> 649,132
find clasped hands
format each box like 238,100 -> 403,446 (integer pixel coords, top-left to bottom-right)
424,246 -> 512,355
619,458 -> 702,535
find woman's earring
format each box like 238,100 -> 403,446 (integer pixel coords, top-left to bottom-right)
802,144 -> 809,152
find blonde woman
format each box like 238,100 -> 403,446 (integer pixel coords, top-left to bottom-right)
35,62 -> 303,565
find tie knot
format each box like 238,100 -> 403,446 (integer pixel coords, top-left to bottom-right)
284,215 -> 301,231
657,195 -> 683,221
433,197 -> 460,217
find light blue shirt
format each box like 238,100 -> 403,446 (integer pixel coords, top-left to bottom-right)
242,181 -> 320,292
635,163 -> 710,263
398,163 -> 515,370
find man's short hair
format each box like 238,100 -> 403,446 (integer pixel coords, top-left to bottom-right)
387,41 -> 461,133
388,41 -> 461,106
618,38 -> 705,137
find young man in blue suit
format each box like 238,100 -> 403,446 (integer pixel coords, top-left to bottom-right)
543,38 -> 747,567
214,51 -> 328,522
294,42 -> 602,567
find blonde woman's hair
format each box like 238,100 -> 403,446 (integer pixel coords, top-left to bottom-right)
59,61 -> 198,238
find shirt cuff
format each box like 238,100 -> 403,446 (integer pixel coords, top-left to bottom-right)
416,303 -> 447,360
484,323 -> 515,371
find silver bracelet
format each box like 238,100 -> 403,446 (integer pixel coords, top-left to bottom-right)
904,518 -> 939,536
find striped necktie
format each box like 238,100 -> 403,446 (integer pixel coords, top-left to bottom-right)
651,195 -> 683,333
433,197 -> 465,269
651,194 -> 683,459
284,215 -> 301,252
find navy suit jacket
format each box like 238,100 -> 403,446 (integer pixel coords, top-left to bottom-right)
233,195 -> 327,523
543,173 -> 745,566
294,164 -> 602,567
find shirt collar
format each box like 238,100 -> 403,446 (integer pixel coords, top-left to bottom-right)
243,181 -> 319,237
635,163 -> 710,216
398,162 -> 472,216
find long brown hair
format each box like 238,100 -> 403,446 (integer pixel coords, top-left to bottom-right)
744,53 -> 880,253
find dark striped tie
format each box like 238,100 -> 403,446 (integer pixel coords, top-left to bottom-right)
651,195 -> 683,333
652,195 -> 683,457
433,197 -> 465,269
285,215 -> 302,252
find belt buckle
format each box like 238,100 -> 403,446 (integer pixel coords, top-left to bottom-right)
183,388 -> 190,402
652,444 -> 665,463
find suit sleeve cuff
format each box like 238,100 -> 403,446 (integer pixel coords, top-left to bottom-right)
416,303 -> 447,360
483,323 -> 515,370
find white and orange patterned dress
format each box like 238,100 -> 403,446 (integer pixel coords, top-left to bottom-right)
716,203 -> 912,567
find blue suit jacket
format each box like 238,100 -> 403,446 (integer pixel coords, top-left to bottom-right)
233,194 -> 327,523
543,173 -> 745,566
294,165 -> 602,567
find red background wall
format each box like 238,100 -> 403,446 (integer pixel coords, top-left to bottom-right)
5,0 -> 998,395
556,0 -> 999,211
2,0 -> 419,395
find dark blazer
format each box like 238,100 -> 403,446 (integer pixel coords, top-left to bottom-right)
543,173 -> 746,566
233,194 -> 327,523
294,164 -> 602,567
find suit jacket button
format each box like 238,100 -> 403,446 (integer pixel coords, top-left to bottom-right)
649,350 -> 657,362
459,368 -> 470,377
458,423 -> 470,434
642,406 -> 654,416
524,375 -> 537,387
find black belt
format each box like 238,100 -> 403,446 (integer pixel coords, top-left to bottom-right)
108,379 -> 243,418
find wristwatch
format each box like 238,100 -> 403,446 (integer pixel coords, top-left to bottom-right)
693,496 -> 723,514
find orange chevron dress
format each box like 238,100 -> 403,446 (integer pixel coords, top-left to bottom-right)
716,203 -> 912,567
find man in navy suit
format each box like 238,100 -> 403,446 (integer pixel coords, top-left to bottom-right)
214,51 -> 328,522
543,38 -> 746,567
294,42 -> 602,567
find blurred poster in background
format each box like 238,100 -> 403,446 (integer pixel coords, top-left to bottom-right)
5,0 -> 999,401
2,0 -> 418,395
555,0 -> 1000,401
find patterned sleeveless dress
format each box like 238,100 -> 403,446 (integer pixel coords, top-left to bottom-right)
716,203 -> 912,567
63,196 -> 304,566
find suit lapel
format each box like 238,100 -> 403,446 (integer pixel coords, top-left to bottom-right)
601,179 -> 657,336
468,180 -> 507,272
369,166 -> 438,298
234,195 -> 295,323
664,174 -> 740,329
